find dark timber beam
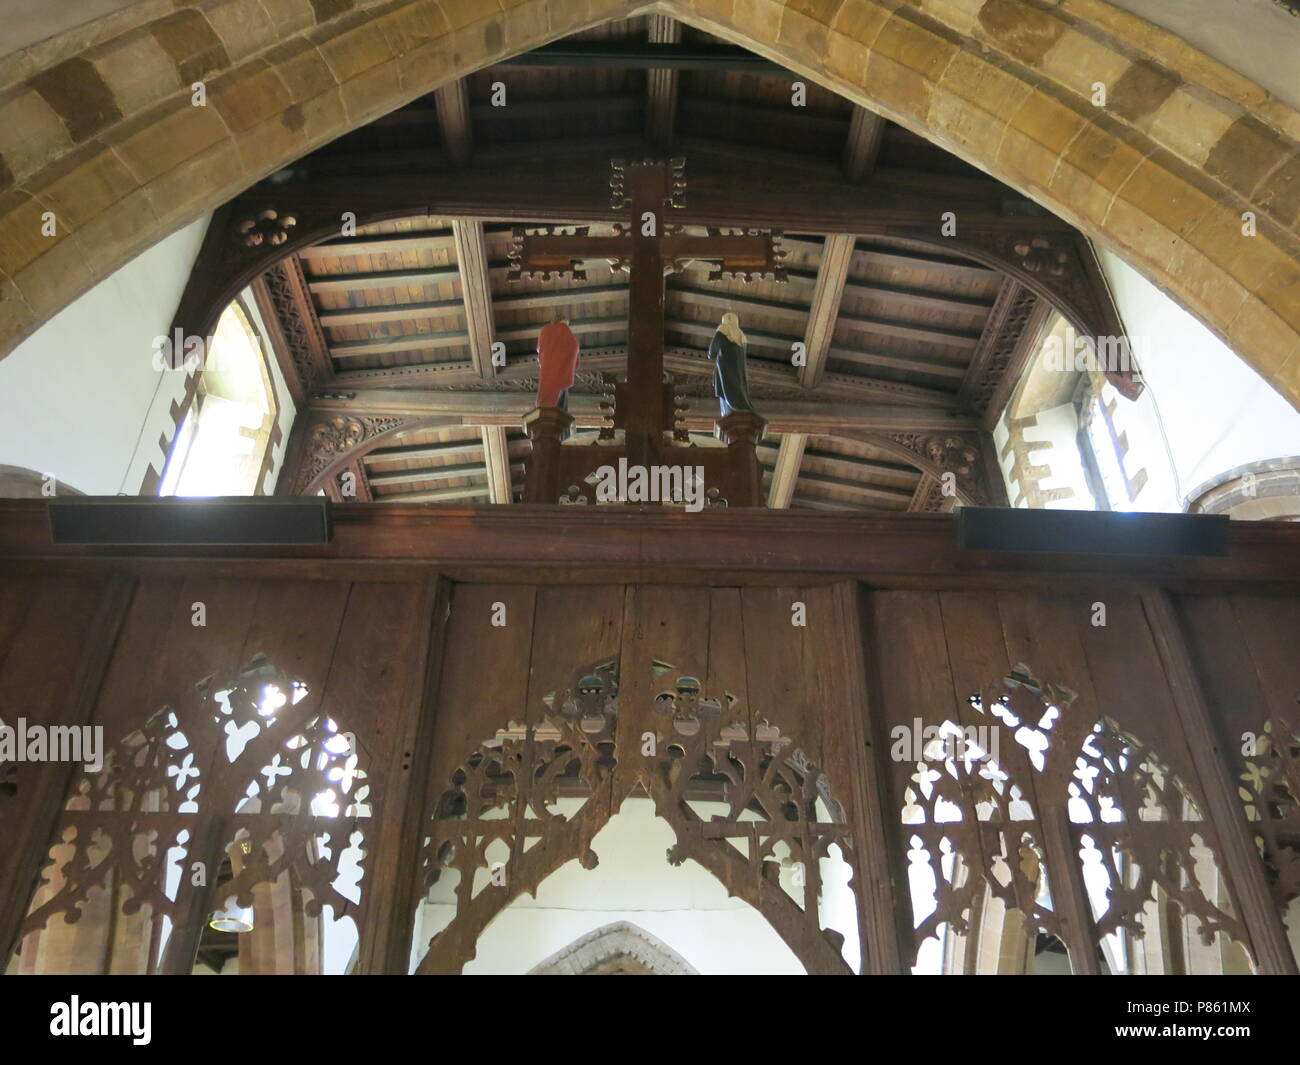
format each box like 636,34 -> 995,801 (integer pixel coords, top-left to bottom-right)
434,80 -> 472,167
328,344 -> 963,408
766,434 -> 806,509
174,148 -> 1085,348
844,108 -> 886,181
313,389 -> 981,434
800,234 -> 856,389
646,15 -> 681,151
481,426 -> 514,504
498,40 -> 786,73
379,485 -> 492,503
452,219 -> 498,379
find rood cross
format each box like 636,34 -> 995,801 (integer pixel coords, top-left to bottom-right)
508,158 -> 785,445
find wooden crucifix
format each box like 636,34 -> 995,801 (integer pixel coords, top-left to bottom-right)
511,158 -> 786,504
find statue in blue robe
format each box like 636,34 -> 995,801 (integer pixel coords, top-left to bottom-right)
707,313 -> 756,417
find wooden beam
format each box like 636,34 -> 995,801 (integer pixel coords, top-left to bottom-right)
843,107 -> 886,181
452,219 -> 497,379
6,502 -> 1300,586
316,297 -> 464,328
298,229 -> 457,261
364,438 -> 513,465
434,79 -> 472,166
800,233 -> 855,389
795,470 -> 915,505
769,444 -> 919,484
308,266 -> 462,294
824,345 -> 968,380
499,40 -> 784,73
368,460 -> 506,489
328,344 -> 963,408
318,389 -> 981,433
495,283 -> 628,312
835,310 -> 982,349
646,15 -> 680,151
670,284 -> 808,324
379,484 -> 492,503
679,98 -> 849,137
854,242 -> 997,281
767,433 -> 806,509
330,328 -> 470,358
473,94 -> 641,122
958,279 -> 1053,426
481,425 -> 514,504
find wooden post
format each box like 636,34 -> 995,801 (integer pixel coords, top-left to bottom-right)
521,406 -> 573,504
1039,806 -> 1104,974
356,575 -> 452,974
715,410 -> 767,507
1141,588 -> 1299,975
835,582 -> 908,973
624,163 -> 669,468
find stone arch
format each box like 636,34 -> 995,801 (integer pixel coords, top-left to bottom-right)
528,920 -> 698,974
0,1 -> 1296,406
0,464 -> 84,497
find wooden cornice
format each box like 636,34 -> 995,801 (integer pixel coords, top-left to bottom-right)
4,501 -> 1299,588
958,279 -> 1053,427
250,257 -> 332,406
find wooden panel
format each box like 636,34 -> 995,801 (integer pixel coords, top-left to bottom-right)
993,592 -> 1104,794
0,575 -> 120,961
90,577 -> 261,743
524,585 -> 625,729
427,584 -> 536,789
1076,593 -> 1199,788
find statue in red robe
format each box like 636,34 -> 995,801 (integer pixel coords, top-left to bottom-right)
537,318 -> 580,410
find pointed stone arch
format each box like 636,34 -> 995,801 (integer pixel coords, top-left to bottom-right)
528,920 -> 698,974
0,1 -> 1297,406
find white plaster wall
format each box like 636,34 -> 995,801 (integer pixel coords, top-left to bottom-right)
1099,250 -> 1300,506
1110,0 -> 1300,111
411,797 -> 860,975
0,216 -> 210,495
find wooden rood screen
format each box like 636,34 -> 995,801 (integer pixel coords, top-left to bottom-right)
0,511 -> 1297,974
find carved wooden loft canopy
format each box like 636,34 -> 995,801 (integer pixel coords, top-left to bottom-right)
170,16 -> 1136,512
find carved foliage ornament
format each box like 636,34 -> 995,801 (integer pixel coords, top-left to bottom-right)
417,656 -> 857,974
238,208 -> 298,248
295,414 -> 408,491
1239,716 -> 1300,915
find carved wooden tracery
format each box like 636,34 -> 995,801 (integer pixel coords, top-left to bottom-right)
902,667 -> 1250,971
416,656 -> 858,975
1239,717 -> 1300,917
19,655 -> 370,973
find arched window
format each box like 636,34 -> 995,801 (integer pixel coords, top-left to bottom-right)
159,298 -> 280,497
